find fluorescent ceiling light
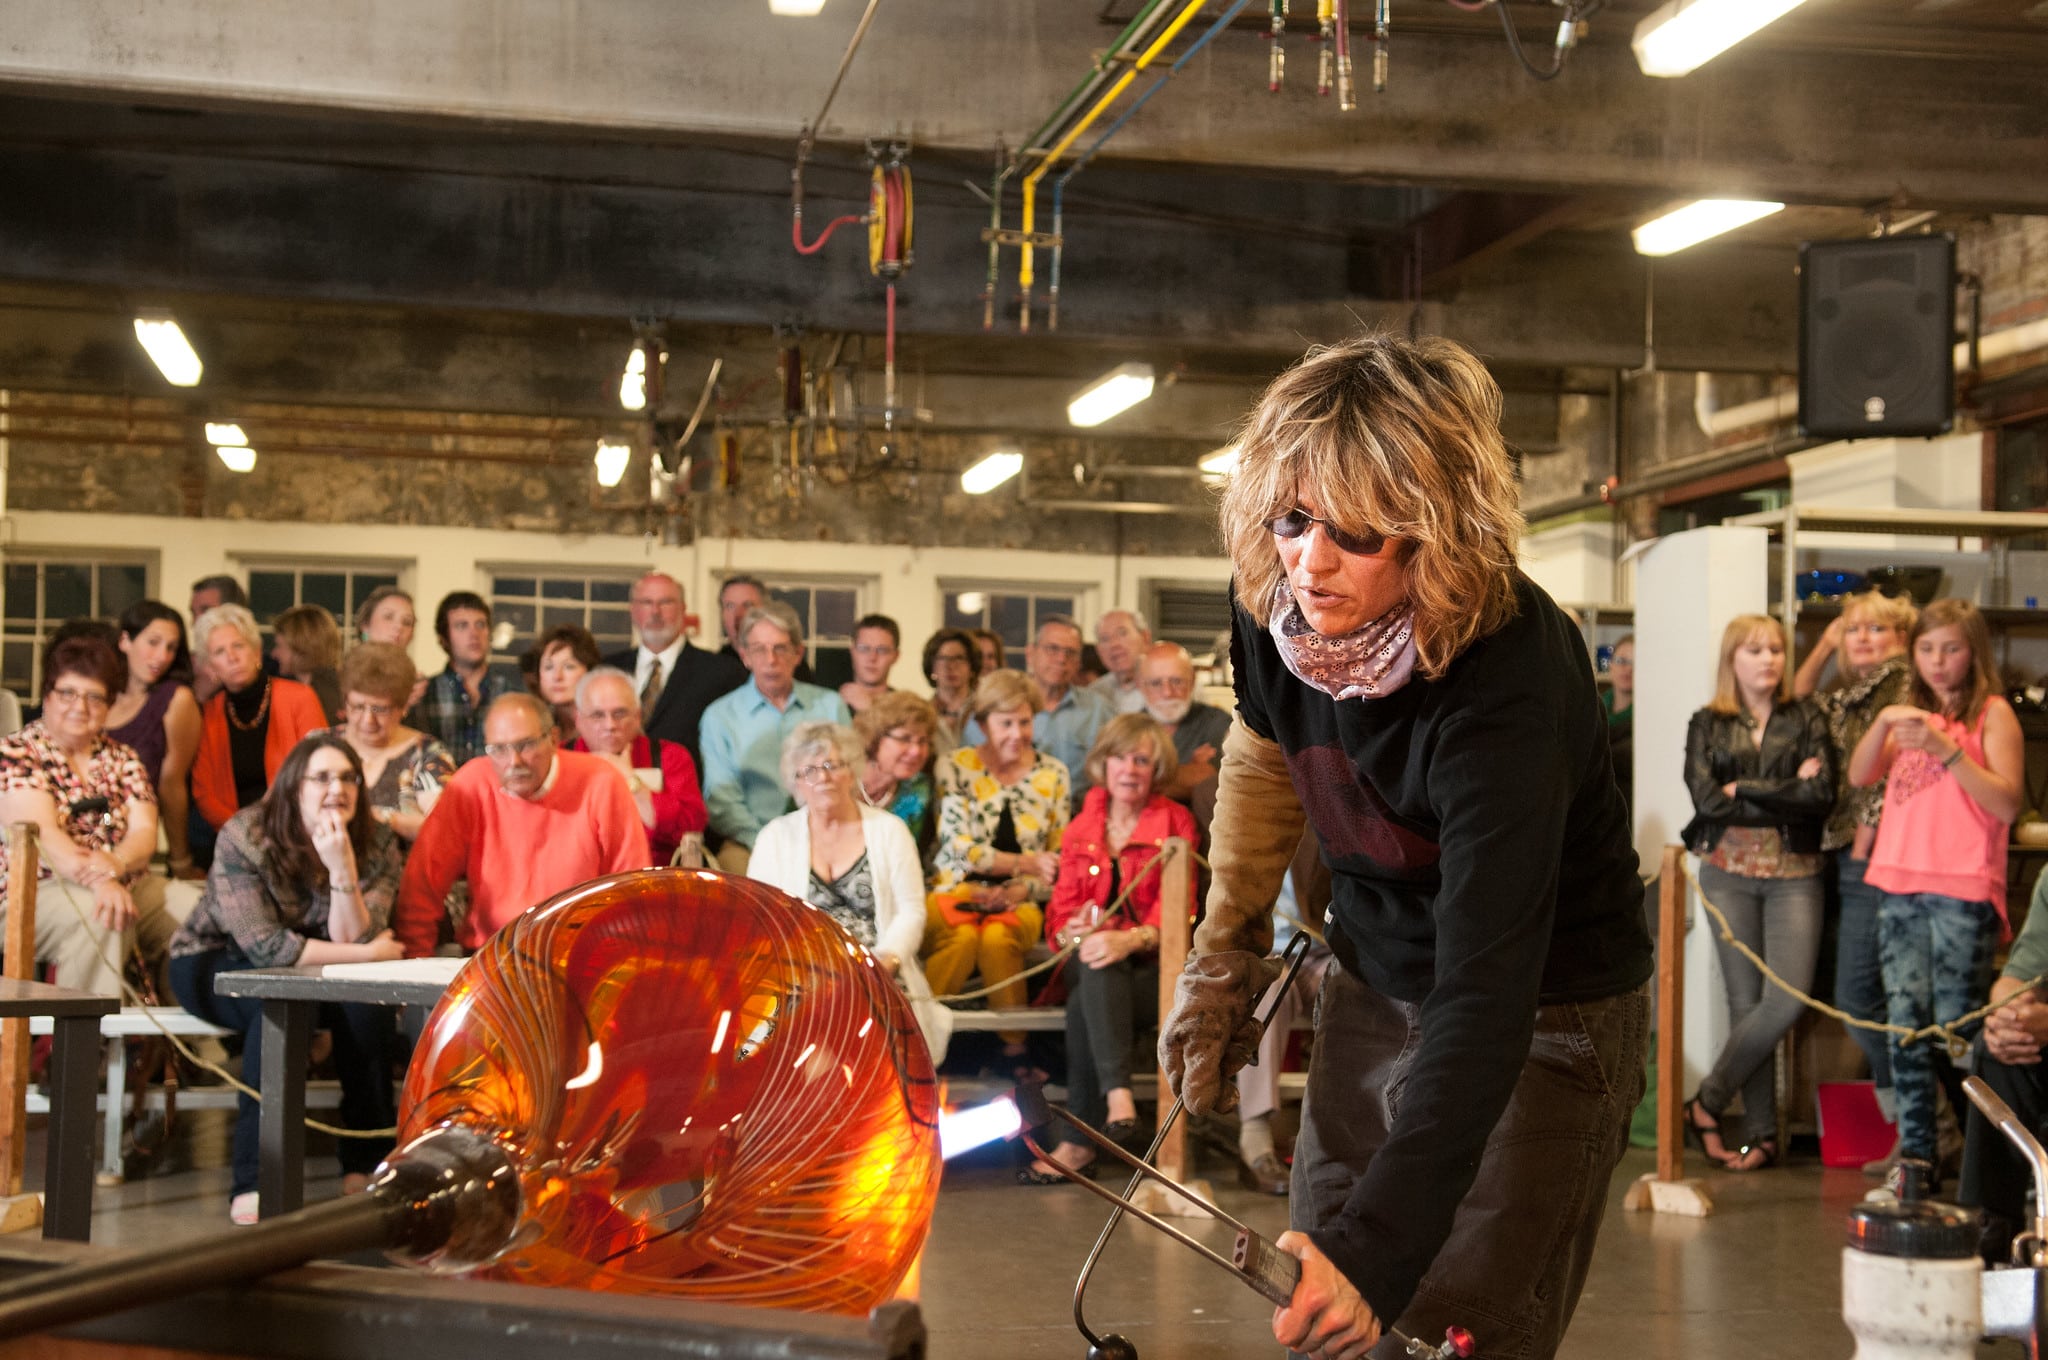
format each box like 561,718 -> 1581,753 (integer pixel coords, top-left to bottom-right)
960,451 -> 1024,495
1632,0 -> 1810,77
619,346 -> 648,411
1198,443 -> 1241,478
1632,199 -> 1783,256
1066,362 -> 1156,428
214,444 -> 257,473
134,316 -> 203,387
769,0 -> 828,13
595,440 -> 633,488
204,422 -> 248,447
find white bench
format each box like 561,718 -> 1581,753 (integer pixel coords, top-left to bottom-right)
947,1008 -> 1066,1033
23,1007 -> 341,1184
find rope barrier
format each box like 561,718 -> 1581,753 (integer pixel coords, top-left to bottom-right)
1682,860 -> 2041,1060
54,878 -> 396,1139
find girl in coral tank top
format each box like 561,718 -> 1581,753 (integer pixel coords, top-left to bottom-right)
1850,599 -> 2026,1183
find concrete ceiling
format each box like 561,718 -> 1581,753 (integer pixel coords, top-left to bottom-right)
0,0 -> 2041,443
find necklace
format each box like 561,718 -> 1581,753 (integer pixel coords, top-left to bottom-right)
859,770 -> 896,809
224,676 -> 271,732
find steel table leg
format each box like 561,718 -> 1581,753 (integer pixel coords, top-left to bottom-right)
256,999 -> 310,1220
44,1016 -> 100,1241
101,1035 -> 124,1183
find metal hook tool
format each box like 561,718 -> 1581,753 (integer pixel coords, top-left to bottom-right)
1016,933 -> 1473,1360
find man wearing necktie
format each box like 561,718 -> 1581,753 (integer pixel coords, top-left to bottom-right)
600,572 -> 745,773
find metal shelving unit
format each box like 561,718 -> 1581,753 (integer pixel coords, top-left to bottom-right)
1724,505 -> 2048,630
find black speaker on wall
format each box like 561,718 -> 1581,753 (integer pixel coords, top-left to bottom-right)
1798,234 -> 1956,439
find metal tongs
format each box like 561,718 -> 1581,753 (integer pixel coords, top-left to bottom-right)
1964,1076 -> 2048,1267
1017,931 -> 1472,1360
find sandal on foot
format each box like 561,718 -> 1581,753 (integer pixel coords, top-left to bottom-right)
229,1191 -> 260,1226
1102,1118 -> 1149,1158
1018,1159 -> 1095,1185
1683,1098 -> 1732,1165
1727,1138 -> 1779,1173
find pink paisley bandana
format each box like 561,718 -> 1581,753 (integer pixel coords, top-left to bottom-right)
1268,581 -> 1419,701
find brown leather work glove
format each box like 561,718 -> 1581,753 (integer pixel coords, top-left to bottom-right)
1159,949 -> 1285,1115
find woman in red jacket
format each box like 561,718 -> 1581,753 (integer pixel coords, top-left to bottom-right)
1022,712 -> 1197,1184
191,605 -> 330,832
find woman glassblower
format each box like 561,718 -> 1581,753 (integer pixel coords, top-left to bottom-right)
1158,334 -> 1651,1360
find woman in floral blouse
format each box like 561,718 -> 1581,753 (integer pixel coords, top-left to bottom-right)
0,636 -> 172,996
922,669 -> 1070,1065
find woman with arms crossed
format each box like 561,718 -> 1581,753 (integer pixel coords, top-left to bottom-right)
1159,334 -> 1651,1360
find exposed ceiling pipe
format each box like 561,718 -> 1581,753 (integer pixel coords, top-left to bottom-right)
1522,431 -> 1821,524
1025,497 -> 1208,516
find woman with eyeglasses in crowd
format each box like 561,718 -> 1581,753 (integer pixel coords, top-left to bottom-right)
0,636 -> 175,996
329,643 -> 454,848
105,600 -> 204,879
747,721 -> 950,1060
169,732 -> 405,1225
921,628 -> 981,756
854,692 -> 941,861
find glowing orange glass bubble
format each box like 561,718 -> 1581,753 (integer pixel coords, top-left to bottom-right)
398,868 -> 941,1315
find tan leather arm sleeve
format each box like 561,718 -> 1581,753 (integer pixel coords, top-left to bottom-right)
1193,716 -> 1306,959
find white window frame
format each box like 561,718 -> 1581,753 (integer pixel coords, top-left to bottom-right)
237,556 -> 410,641
2,548 -> 158,700
937,579 -> 1095,653
739,572 -> 875,680
481,563 -> 643,668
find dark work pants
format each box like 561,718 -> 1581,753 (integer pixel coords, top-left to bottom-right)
1291,964 -> 1648,1360
1958,1038 -> 2048,1262
169,946 -> 397,1196
1058,954 -> 1159,1140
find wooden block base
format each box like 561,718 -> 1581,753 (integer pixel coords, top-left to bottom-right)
0,1191 -> 42,1235
1621,1172 -> 1713,1218
1130,1176 -> 1215,1218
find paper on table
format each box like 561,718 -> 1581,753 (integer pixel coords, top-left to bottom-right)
320,957 -> 467,985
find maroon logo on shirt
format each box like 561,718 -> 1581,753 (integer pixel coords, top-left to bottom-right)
1287,744 -> 1440,870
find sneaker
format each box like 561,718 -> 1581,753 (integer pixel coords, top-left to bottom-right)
229,1191 -> 259,1226
1863,1138 -> 1902,1179
1238,1152 -> 1290,1197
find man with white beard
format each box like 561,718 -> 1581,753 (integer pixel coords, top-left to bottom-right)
1139,643 -> 1231,815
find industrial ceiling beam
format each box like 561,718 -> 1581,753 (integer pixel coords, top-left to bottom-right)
2,0 -> 2045,211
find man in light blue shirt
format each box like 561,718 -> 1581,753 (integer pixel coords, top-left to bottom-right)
967,615 -> 1108,810
699,601 -> 850,872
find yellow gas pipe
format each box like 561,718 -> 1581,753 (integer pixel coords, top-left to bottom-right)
1016,0 -> 1212,330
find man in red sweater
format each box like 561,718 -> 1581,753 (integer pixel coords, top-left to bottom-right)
396,693 -> 651,956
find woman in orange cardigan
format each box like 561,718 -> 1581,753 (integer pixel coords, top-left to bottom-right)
191,605 -> 329,830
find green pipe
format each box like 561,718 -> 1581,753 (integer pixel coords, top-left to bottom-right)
985,0 -> 1176,327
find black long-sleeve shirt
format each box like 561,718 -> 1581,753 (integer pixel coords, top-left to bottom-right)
1229,573 -> 1651,1322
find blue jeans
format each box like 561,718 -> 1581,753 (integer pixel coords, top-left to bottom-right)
1695,864 -> 1824,1143
1835,854 -> 1893,1110
1879,893 -> 1998,1161
169,947 -> 397,1196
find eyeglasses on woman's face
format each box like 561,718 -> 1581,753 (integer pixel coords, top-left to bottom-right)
303,770 -> 363,789
345,698 -> 398,719
1267,507 -> 1388,558
46,685 -> 110,712
795,759 -> 848,784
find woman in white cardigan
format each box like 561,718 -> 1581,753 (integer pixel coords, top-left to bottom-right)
748,721 -> 952,1062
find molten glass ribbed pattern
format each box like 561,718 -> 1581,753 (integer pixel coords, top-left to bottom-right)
399,868 -> 941,1314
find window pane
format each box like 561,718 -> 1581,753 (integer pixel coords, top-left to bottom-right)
301,573 -> 348,618
540,605 -> 586,631
43,564 -> 91,622
812,645 -> 853,689
814,589 -> 857,640
589,608 -> 632,639
492,577 -> 536,598
494,602 -> 537,633
991,595 -> 1030,649
98,564 -> 148,617
770,587 -> 811,626
541,578 -> 586,601
2,642 -> 31,694
1035,596 -> 1075,626
590,579 -> 632,604
942,593 -> 981,632
4,566 -> 36,623
249,571 -> 296,624
350,574 -> 400,614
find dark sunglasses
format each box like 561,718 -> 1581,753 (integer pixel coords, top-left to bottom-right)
1267,508 -> 1388,557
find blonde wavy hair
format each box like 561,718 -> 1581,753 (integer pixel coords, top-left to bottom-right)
1219,333 -> 1522,678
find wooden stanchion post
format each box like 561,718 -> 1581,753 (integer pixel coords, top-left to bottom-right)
1623,844 -> 1713,1217
1133,838 -> 1213,1216
0,824 -> 44,1233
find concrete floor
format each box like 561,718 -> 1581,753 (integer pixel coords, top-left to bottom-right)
17,1116 -> 2026,1360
